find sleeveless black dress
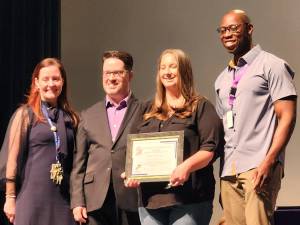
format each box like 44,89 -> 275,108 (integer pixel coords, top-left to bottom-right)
14,108 -> 76,225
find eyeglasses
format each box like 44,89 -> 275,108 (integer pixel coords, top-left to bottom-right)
103,70 -> 127,78
216,23 -> 247,35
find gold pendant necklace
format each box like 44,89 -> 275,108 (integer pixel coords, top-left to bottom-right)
50,162 -> 63,185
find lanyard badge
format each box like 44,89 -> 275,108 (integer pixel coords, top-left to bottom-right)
227,64 -> 248,129
42,104 -> 63,185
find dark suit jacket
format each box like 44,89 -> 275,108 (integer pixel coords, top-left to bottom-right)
70,95 -> 142,212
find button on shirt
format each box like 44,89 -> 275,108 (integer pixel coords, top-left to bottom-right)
215,45 -> 297,177
106,96 -> 129,142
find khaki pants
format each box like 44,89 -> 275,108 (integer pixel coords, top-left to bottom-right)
221,163 -> 282,225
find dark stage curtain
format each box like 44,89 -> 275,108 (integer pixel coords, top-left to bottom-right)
0,1 -> 60,224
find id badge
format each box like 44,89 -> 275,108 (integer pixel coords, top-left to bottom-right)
226,110 -> 234,129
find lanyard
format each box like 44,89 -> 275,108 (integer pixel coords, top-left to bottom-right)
42,104 -> 61,162
228,64 -> 248,108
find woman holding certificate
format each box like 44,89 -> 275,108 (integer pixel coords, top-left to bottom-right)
1,58 -> 78,225
125,49 -> 223,225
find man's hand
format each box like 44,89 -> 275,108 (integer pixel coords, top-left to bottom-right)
252,160 -> 273,191
73,206 -> 87,224
252,98 -> 296,192
121,172 -> 140,188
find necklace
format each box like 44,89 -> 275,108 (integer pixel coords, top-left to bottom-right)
167,96 -> 185,109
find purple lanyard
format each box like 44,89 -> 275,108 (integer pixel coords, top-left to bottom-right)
228,65 -> 248,108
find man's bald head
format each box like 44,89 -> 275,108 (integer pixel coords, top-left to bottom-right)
218,9 -> 254,60
222,9 -> 251,24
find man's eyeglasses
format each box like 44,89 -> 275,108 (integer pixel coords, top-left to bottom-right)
216,23 -> 247,35
103,70 -> 127,78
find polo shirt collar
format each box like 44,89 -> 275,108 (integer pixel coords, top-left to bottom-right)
227,44 -> 262,70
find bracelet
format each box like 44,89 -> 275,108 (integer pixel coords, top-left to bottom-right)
5,194 -> 16,199
5,178 -> 16,183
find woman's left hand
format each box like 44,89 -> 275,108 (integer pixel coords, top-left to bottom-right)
4,197 -> 16,223
169,162 -> 191,187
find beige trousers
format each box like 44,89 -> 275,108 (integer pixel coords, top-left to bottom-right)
221,163 -> 282,225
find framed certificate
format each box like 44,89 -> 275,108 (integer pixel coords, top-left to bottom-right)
125,131 -> 184,182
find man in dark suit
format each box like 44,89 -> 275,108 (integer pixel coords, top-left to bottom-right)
71,51 -> 141,225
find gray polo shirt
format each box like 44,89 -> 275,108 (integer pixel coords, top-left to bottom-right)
215,45 -> 297,177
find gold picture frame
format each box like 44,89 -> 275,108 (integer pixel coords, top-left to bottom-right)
125,131 -> 184,182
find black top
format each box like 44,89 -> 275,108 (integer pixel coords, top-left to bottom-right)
136,98 -> 223,209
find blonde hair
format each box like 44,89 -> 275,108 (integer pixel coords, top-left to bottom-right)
144,49 -> 202,121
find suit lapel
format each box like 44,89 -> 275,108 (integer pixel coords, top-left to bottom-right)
112,95 -> 138,148
97,101 -> 113,146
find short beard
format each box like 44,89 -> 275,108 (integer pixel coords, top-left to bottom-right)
234,35 -> 252,58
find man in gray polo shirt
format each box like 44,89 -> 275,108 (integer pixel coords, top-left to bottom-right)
215,9 -> 297,225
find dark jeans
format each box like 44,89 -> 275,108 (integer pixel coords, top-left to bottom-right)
138,201 -> 213,225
